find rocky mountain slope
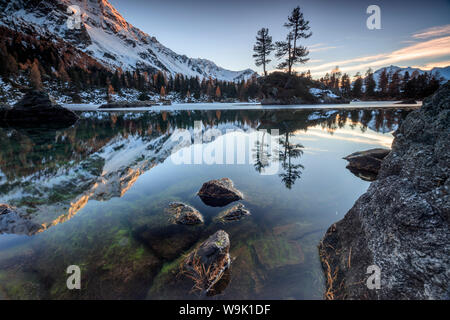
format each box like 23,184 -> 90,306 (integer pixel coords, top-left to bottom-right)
319,82 -> 449,299
0,0 -> 255,82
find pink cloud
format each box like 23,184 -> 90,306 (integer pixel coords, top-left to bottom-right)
412,24 -> 450,39
303,36 -> 450,76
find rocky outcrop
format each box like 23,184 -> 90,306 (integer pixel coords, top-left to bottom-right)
0,204 -> 41,235
343,148 -> 390,181
166,202 -> 204,225
219,203 -> 251,221
198,178 -> 243,207
319,82 -> 450,299
183,230 -> 231,295
260,72 -> 350,105
0,91 -> 79,127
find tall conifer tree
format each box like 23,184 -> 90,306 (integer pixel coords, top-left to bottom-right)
252,28 -> 274,76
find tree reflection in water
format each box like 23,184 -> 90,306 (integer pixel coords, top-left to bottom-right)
278,132 -> 304,189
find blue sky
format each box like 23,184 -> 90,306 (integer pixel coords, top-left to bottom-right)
110,0 -> 450,78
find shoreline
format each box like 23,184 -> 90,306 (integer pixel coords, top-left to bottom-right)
65,101 -> 421,112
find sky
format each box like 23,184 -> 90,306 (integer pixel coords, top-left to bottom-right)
109,0 -> 450,78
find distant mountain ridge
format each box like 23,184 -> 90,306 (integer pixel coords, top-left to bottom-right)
0,0 -> 256,82
372,65 -> 450,83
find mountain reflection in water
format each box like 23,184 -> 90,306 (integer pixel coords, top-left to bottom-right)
0,108 -> 409,299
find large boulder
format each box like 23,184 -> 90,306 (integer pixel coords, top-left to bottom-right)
166,202 -> 204,225
0,90 -> 79,127
183,230 -> 231,295
198,178 -> 243,207
343,148 -> 390,181
319,82 -> 450,299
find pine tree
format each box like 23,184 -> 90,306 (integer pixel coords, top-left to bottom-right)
160,85 -> 166,97
364,68 -> 376,98
341,73 -> 351,96
388,70 -> 401,98
330,66 -> 341,89
276,6 -> 311,74
275,33 -> 293,72
378,69 -> 389,97
111,70 -> 121,92
402,71 -> 410,98
252,28 -> 274,76
352,72 -> 363,98
305,70 -> 312,80
323,72 -> 330,86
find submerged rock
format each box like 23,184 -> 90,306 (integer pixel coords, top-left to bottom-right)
183,230 -> 231,295
319,82 -> 450,300
0,204 -> 41,235
0,91 -> 79,127
198,178 -> 243,207
219,203 -> 251,221
167,202 -> 204,225
343,148 -> 390,181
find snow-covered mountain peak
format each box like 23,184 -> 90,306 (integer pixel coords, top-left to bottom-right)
0,0 -> 256,82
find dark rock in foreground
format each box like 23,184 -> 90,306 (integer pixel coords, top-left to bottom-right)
219,203 -> 251,221
0,204 -> 41,235
319,82 -> 450,299
0,91 -> 79,127
167,202 -> 203,225
343,148 -> 390,181
198,178 -> 243,207
183,230 -> 231,296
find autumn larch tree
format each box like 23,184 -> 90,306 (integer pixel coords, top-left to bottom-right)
215,86 -> 221,100
30,59 -> 42,90
276,6 -> 312,74
252,28 -> 274,76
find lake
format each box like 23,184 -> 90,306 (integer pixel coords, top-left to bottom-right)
0,106 -> 411,299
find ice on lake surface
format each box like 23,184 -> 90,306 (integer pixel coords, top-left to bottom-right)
0,107 -> 411,299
